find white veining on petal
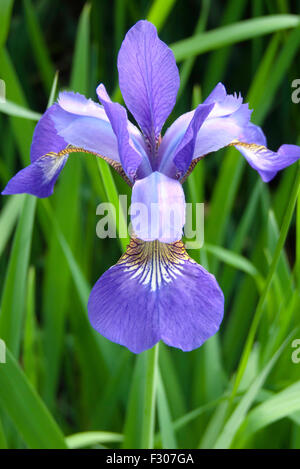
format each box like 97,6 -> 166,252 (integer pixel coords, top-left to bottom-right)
38,155 -> 67,183
118,238 -> 195,292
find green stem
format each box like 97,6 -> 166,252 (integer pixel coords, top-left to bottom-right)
141,343 -> 159,449
231,164 -> 300,400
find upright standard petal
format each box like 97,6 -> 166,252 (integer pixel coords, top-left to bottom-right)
130,171 -> 185,243
88,238 -> 224,353
97,84 -> 148,180
117,20 -> 180,147
158,103 -> 214,178
158,83 -> 251,177
231,123 -> 300,182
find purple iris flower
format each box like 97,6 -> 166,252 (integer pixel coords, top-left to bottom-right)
2,21 -> 300,353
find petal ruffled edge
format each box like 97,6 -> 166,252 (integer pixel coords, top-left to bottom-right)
88,238 -> 224,353
158,82 -> 252,178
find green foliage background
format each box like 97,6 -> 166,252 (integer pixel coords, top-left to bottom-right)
0,0 -> 300,449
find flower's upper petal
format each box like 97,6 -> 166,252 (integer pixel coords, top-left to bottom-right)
233,123 -> 300,182
131,171 -> 185,243
88,238 -> 224,353
2,154 -> 68,198
117,20 -> 180,146
97,84 -> 150,180
158,103 -> 214,178
158,83 -> 251,177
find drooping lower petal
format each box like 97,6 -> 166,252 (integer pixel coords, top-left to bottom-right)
2,153 -> 68,197
88,238 -> 224,353
117,20 -> 180,148
130,171 -> 185,243
231,123 -> 300,182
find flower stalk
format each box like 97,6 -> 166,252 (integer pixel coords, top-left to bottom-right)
141,343 -> 159,449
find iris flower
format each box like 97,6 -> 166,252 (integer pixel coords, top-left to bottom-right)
3,21 -> 300,353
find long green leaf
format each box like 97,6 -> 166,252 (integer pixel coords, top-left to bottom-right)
0,195 -> 36,357
66,431 -> 123,449
214,332 -> 296,448
171,15 -> 300,61
0,348 -> 67,448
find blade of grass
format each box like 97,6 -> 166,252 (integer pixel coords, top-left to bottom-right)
147,0 -> 177,32
97,158 -> 129,252
41,4 -> 90,406
205,26 -> 300,273
0,347 -> 67,449
171,15 -> 300,61
41,199 -> 112,370
203,243 -> 263,287
0,100 -> 41,120
0,0 -> 14,48
157,368 -> 177,449
203,0 -> 248,95
177,0 -> 210,99
214,331 -> 297,448
66,431 -> 123,449
23,0 -> 55,93
231,164 -> 300,400
122,353 -> 147,448
23,266 -> 38,388
0,195 -> 36,357
0,195 -> 22,257
235,381 -> 300,447
70,3 -> 91,94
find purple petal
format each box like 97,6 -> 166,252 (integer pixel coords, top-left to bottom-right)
88,238 -> 224,353
96,84 -> 147,180
2,154 -> 68,197
193,101 -> 251,157
31,103 -> 67,163
203,82 -> 243,117
58,91 -> 147,158
234,123 -> 300,182
158,83 -> 251,171
54,91 -> 120,163
158,103 -> 214,178
131,171 -> 185,243
117,20 -> 180,146
193,85 -> 251,158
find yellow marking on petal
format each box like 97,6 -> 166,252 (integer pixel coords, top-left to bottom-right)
228,140 -> 268,153
118,237 -> 195,292
41,145 -> 132,186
